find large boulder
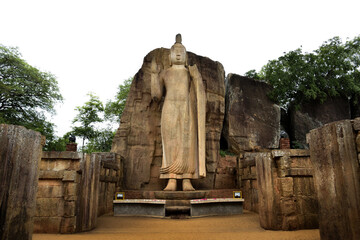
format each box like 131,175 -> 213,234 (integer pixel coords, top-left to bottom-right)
222,74 -> 280,153
289,97 -> 351,148
111,48 -> 225,190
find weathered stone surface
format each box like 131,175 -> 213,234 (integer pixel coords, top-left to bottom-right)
36,198 -> 64,217
42,151 -> 82,160
214,156 -> 237,189
37,180 -> 63,198
222,74 -> 280,153
243,150 -> 318,230
255,152 -> 281,230
0,124 -> 43,240
352,117 -> 360,131
112,48 -> 225,190
77,154 -> 100,232
309,120 -> 360,240
60,216 -> 76,233
290,97 -> 351,148
33,217 -> 62,233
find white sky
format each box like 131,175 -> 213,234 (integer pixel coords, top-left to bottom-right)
1,0 -> 359,137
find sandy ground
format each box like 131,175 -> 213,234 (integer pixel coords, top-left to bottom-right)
33,211 -> 320,240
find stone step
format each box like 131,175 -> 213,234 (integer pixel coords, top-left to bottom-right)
165,206 -> 190,212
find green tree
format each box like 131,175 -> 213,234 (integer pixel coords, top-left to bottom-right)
83,129 -> 115,153
0,44 -> 63,147
72,93 -> 104,151
244,69 -> 262,80
248,36 -> 360,108
44,132 -> 72,151
105,77 -> 133,122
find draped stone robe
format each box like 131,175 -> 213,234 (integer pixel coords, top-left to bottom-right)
151,64 -> 206,179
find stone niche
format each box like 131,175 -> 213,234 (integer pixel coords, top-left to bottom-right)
222,74 -> 280,153
111,48 -> 225,190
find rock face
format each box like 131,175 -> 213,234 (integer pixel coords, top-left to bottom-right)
309,120 -> 360,240
111,48 -> 225,190
222,74 -> 280,153
290,97 -> 351,148
0,124 -> 43,240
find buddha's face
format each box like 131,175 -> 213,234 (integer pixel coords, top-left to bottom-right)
170,45 -> 186,65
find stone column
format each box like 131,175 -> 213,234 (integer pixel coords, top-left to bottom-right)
309,120 -> 360,240
255,152 -> 281,230
0,124 -> 43,240
77,153 -> 101,232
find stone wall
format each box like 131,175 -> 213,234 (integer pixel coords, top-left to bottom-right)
238,149 -> 318,230
214,155 -> 237,189
34,151 -> 122,233
0,124 -> 43,240
111,48 -> 225,190
237,152 -> 258,213
309,119 -> 360,240
34,151 -> 82,233
97,153 -> 123,216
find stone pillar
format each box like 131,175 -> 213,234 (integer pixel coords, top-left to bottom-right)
309,120 -> 360,240
255,152 -> 281,230
0,124 -> 43,240
77,154 -> 101,232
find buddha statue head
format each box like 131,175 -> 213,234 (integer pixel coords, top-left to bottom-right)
170,34 -> 187,66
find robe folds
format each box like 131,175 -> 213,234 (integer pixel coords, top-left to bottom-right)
151,65 -> 206,179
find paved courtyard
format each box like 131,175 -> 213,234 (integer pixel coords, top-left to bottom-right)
33,211 -> 320,240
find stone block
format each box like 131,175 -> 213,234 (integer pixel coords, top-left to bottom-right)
214,172 -> 236,189
282,215 -> 299,230
36,198 -> 64,217
280,197 -> 296,216
299,196 -> 317,213
37,180 -> 63,198
33,217 -> 62,233
64,182 -> 78,197
69,160 -> 81,171
279,177 -> 293,197
39,170 -> 64,179
290,156 -> 312,168
60,217 -> 77,233
54,160 -> 71,171
42,151 -> 81,160
62,170 -> 78,182
64,201 -> 76,217
250,166 -> 256,174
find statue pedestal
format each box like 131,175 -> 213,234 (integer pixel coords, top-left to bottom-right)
154,190 -> 208,200
113,189 -> 244,218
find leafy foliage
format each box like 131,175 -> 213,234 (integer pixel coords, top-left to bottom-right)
43,132 -> 72,151
105,77 -> 133,122
248,36 -> 360,108
83,129 -> 115,153
0,44 -> 63,148
72,93 -> 104,151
